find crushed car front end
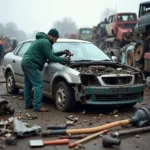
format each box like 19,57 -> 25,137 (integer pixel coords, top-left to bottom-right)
71,62 -> 145,106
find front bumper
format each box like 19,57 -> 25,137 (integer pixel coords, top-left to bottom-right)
79,84 -> 145,105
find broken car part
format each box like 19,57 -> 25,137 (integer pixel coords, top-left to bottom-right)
29,139 -> 69,147
5,136 -> 17,146
41,107 -> 150,136
59,134 -> 87,139
47,121 -> 75,130
69,129 -> 108,148
65,116 -> 77,122
13,117 -> 42,137
0,98 -> 14,115
111,126 -> 150,138
47,124 -> 67,130
102,136 -> 121,147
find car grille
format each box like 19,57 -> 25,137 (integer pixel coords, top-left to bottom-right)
95,93 -> 142,101
101,76 -> 132,85
124,23 -> 136,29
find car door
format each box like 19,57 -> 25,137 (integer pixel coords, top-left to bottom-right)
13,41 -> 32,85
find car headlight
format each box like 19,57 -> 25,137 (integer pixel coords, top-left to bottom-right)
134,72 -> 144,84
79,74 -> 101,86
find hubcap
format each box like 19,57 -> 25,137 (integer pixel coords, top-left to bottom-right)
127,53 -> 133,66
56,86 -> 66,109
134,44 -> 142,61
7,76 -> 13,92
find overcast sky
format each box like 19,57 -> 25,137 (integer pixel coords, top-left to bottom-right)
0,0 -> 146,34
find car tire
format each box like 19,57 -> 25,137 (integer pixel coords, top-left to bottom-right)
54,81 -> 76,112
6,71 -> 19,94
134,40 -> 149,64
125,50 -> 135,66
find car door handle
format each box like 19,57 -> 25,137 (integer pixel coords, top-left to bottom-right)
12,60 -> 15,63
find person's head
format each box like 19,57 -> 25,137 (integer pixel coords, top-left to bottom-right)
48,28 -> 59,44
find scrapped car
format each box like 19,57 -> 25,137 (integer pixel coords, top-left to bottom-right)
78,28 -> 93,42
106,12 -> 137,38
2,39 -> 145,112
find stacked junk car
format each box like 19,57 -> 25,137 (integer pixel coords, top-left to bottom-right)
92,1 -> 150,88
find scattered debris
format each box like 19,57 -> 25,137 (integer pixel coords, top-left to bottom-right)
82,110 -> 86,114
113,109 -> 119,115
13,117 -> 42,137
66,121 -> 74,126
0,145 -> 5,149
65,115 -> 78,122
135,135 -> 140,138
84,120 -> 88,123
88,122 -> 93,126
114,115 -> 119,118
141,102 -> 148,105
99,114 -> 103,117
19,96 -> 23,100
0,98 -> 15,115
106,120 -> 111,123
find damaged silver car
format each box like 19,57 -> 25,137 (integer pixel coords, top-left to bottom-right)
2,39 -> 145,112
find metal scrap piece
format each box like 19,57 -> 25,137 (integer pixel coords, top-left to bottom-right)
13,117 -> 42,137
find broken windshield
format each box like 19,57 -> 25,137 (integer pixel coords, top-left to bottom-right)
53,42 -> 111,61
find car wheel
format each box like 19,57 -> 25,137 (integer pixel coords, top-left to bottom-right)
125,50 -> 135,66
134,40 -> 148,64
6,71 -> 19,94
55,81 -> 75,112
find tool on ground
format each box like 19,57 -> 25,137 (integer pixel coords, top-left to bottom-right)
59,134 -> 87,139
102,136 -> 121,147
111,126 -> 150,138
41,107 -> 150,136
47,124 -> 67,130
29,139 -> 69,147
0,98 -> 15,115
13,117 -> 42,137
69,129 -> 108,148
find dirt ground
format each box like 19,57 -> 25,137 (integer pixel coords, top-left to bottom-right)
0,66 -> 150,150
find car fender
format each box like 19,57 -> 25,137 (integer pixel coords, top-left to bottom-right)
50,71 -> 80,91
4,64 -> 15,79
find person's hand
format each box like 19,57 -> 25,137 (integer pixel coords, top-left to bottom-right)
61,49 -> 70,55
64,56 -> 70,63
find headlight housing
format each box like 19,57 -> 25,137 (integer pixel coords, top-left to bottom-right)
79,74 -> 101,86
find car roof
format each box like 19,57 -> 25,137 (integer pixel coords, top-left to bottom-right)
20,38 -> 91,44
140,1 -> 150,5
111,12 -> 136,16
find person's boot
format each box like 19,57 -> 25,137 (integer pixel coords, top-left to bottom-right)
34,106 -> 49,112
25,105 -> 33,109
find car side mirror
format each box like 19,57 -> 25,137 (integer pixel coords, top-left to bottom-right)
111,56 -> 117,61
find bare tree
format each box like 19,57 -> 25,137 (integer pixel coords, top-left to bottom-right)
53,17 -> 78,37
100,8 -> 117,22
0,22 -> 27,43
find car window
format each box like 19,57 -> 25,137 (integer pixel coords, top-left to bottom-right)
17,42 -> 32,57
53,42 -> 111,61
108,16 -> 112,23
13,44 -> 23,55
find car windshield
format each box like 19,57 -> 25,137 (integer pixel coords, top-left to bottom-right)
53,42 -> 111,61
118,14 -> 137,21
